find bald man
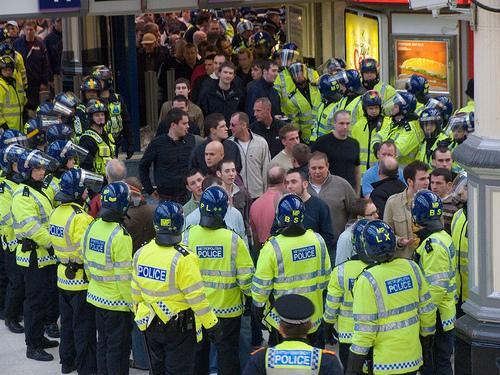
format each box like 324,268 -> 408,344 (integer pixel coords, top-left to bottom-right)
370,156 -> 407,219
205,140 -> 224,174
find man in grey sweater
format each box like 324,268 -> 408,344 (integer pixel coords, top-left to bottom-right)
307,151 -> 356,245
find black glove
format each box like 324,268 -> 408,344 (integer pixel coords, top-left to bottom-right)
324,322 -> 339,345
372,142 -> 381,158
251,303 -> 265,330
420,335 -> 434,369
0,123 -> 9,132
345,351 -> 367,375
206,322 -> 223,344
126,150 -> 134,160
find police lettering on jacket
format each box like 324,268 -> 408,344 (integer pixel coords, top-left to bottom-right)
89,238 -> 105,253
273,350 -> 313,367
385,275 -> 413,294
292,245 -> 316,262
49,224 -> 64,238
196,246 -> 224,259
137,265 -> 167,282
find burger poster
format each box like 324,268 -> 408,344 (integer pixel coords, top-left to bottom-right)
345,12 -> 379,71
395,39 -> 449,93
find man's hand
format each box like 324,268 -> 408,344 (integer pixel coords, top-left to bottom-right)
126,150 -> 134,160
206,322 -> 223,343
397,237 -> 416,247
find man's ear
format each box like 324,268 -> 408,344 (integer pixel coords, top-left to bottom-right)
216,171 -> 222,178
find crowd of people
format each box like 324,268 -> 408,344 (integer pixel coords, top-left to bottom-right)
0,8 -> 476,375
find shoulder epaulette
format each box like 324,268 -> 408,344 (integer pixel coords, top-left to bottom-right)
70,204 -> 83,214
250,347 -> 266,356
42,174 -> 53,189
322,349 -> 337,356
174,244 -> 190,257
0,181 -> 4,193
119,223 -> 130,236
23,186 -> 30,197
404,123 -> 412,132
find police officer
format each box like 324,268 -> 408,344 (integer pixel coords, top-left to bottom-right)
351,90 -> 391,174
12,149 -> 60,361
323,219 -> 372,366
24,118 -> 48,151
412,190 -> 456,375
447,112 -> 474,152
285,63 -> 321,144
372,92 -> 421,167
76,76 -> 103,131
450,173 -> 468,316
252,194 -> 331,347
347,220 -> 436,375
45,140 -> 89,205
49,168 -> 102,374
244,294 -> 343,374
53,91 -> 84,141
336,69 -> 365,123
416,108 -> 450,165
427,95 -> 454,129
0,141 -> 26,334
360,58 -> 397,105
0,55 -> 26,132
132,201 -> 222,374
0,39 -> 28,93
79,99 -> 114,177
406,74 -> 430,115
310,73 -> 344,142
46,122 -> 74,144
250,31 -> 275,60
91,65 -> 134,159
233,20 -> 254,54
82,181 -> 133,374
183,186 -> 254,374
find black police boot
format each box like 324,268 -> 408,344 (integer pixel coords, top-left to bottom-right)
45,322 -> 60,338
5,319 -> 24,333
62,364 -> 77,374
42,336 -> 59,348
26,347 -> 54,361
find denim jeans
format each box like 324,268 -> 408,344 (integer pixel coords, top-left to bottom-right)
131,323 -> 150,370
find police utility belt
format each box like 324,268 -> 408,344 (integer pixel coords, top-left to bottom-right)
20,238 -> 55,268
151,308 -> 194,333
60,261 -> 86,280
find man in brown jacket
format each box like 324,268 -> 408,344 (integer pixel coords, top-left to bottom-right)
383,160 -> 430,258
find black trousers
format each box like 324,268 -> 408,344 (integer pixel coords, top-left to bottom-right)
44,264 -> 59,325
339,342 -> 351,369
0,249 -> 8,313
145,316 -> 197,375
95,307 -> 132,375
59,289 -> 97,374
196,316 -> 241,375
21,265 -> 51,348
4,250 -> 24,320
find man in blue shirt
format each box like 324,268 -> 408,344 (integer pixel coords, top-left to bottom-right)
362,140 -> 405,197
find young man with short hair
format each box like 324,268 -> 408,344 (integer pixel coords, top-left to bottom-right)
269,125 -> 300,171
139,108 -> 195,203
430,168 -> 462,234
183,169 -> 205,216
383,160 -> 430,258
199,61 -> 245,123
158,78 -> 204,134
246,60 -> 281,122
216,159 -> 250,220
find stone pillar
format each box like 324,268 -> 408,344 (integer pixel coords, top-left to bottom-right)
453,0 -> 500,373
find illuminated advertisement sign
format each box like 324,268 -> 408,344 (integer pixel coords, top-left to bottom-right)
394,39 -> 449,93
345,11 -> 379,70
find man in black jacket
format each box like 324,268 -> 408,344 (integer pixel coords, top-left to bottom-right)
199,61 -> 245,123
250,97 -> 285,158
370,156 -> 406,219
139,108 -> 195,204
44,18 -> 62,91
189,112 -> 242,174
246,60 -> 281,123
